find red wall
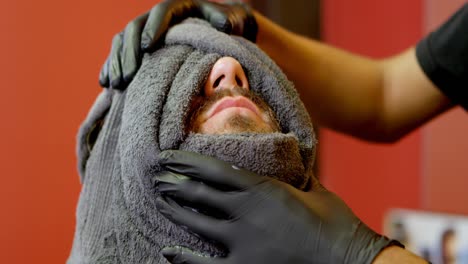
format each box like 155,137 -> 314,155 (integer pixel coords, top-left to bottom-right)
422,0 -> 468,215
0,0 -> 160,263
320,0 -> 424,232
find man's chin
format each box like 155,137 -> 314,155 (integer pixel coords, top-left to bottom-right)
198,111 -> 274,135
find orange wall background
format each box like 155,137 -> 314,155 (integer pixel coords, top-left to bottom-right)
1,0 -> 467,263
0,0 -> 161,263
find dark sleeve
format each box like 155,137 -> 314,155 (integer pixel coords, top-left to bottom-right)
416,3 -> 468,111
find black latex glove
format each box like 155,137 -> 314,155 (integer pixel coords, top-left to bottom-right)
99,0 -> 257,90
155,150 -> 401,264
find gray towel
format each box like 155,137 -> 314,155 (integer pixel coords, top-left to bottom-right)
68,18 -> 317,264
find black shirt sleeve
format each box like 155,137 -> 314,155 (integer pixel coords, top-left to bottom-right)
416,3 -> 468,111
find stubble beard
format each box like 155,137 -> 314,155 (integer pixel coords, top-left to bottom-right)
188,87 -> 280,134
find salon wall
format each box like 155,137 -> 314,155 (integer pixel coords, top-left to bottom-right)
0,0 -> 160,263
320,0 -> 468,234
421,0 -> 468,216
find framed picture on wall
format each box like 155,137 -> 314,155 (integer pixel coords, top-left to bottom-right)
385,209 -> 468,264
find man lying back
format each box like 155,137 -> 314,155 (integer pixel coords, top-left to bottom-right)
69,18 -> 317,263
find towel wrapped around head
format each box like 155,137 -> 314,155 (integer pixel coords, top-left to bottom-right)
68,18 -> 317,264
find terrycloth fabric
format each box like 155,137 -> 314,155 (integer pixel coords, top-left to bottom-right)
68,18 -> 317,264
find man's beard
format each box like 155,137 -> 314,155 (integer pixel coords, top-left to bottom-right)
187,87 -> 281,134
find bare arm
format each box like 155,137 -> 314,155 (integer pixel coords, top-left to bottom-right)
255,11 -> 453,142
373,246 -> 428,264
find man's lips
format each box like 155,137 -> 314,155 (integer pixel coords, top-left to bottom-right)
205,96 -> 261,120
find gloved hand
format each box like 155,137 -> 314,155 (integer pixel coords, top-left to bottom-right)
155,150 -> 402,264
99,0 -> 257,90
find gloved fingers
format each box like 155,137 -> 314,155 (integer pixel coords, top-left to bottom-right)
197,1 -> 232,34
201,1 -> 257,42
141,1 -> 172,51
161,246 -> 224,264
99,55 -> 110,88
158,150 -> 264,190
308,175 -> 328,192
141,0 -> 201,51
198,0 -> 258,42
158,179 -> 237,215
109,32 -> 124,89
122,13 -> 149,83
156,196 -> 228,243
235,3 -> 258,42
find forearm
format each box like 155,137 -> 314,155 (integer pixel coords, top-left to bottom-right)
254,11 -> 452,142
373,246 -> 428,264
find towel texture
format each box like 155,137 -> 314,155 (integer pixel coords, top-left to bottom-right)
69,18 -> 317,264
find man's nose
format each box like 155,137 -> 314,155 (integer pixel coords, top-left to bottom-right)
204,57 -> 249,96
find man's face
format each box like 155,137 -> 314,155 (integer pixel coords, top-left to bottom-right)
189,57 -> 280,134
